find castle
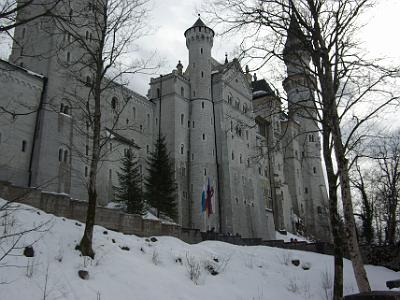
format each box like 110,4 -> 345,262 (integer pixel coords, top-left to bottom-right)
0,7 -> 330,240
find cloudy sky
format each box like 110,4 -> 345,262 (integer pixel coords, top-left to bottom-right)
1,0 -> 400,96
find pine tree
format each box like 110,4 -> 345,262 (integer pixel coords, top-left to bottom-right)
144,135 -> 177,220
114,150 -> 145,215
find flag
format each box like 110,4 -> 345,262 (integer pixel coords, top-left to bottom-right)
201,185 -> 206,214
206,177 -> 214,216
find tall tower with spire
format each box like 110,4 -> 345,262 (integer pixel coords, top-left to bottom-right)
184,17 -> 219,231
283,13 -> 331,240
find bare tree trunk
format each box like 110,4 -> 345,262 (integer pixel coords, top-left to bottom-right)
322,126 -> 343,300
331,111 -> 371,292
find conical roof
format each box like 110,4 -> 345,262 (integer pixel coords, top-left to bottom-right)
283,13 -> 310,55
184,16 -> 215,37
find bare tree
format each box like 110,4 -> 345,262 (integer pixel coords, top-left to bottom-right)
205,0 -> 400,295
52,0 -> 152,258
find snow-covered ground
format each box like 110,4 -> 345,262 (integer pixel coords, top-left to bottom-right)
0,199 -> 398,300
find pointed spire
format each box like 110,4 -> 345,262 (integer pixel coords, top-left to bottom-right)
224,53 -> 228,65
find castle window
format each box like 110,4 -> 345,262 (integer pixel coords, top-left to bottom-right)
69,9 -> 73,21
188,120 -> 190,128
192,121 -> 195,128
305,187 -> 308,194
156,118 -> 158,127
85,145 -> 89,156
86,76 -> 91,86
239,154 -> 242,164
58,149 -> 62,161
63,150 -> 68,163
181,87 -> 184,97
109,143 -> 112,151
317,206 -> 322,214
85,31 -> 89,40
140,124 -> 143,131
22,140 -> 27,152
201,101 -> 204,109
147,145 -> 150,154
22,27 -> 26,39
147,114 -> 150,128
109,169 -> 112,181
85,166 -> 88,177
180,144 -> 184,155
193,90 -> 196,97
201,71 -> 204,78
200,47 -> 203,54
243,104 -> 248,113
231,151 -> 234,161
66,52 -> 71,63
60,103 -> 64,112
246,130 -> 249,140
126,118 -> 129,125
111,97 -> 118,111
132,106 -> 136,120
227,95 -> 232,104
63,106 -> 69,115
258,167 -> 262,175
210,117 -> 213,125
236,197 -> 238,204
309,134 -> 315,142
313,167 -> 316,174
180,114 -> 184,125
202,133 -> 205,141
247,159 -> 250,167
204,168 -> 207,176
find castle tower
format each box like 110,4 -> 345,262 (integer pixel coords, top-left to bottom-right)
282,14 -> 331,240
184,17 -> 219,231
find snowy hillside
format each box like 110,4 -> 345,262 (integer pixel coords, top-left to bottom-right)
0,199 -> 398,300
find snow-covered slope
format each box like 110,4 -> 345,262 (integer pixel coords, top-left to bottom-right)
0,199 -> 398,300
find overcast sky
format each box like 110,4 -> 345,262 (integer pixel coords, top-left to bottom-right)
1,0 -> 400,96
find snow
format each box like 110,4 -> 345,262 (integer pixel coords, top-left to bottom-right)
0,198 -> 398,300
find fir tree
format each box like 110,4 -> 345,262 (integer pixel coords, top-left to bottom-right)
144,135 -> 177,219
114,150 -> 145,215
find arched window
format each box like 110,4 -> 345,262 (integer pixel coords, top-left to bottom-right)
111,97 -> 117,111
202,133 -> 205,141
201,71 -> 204,78
132,106 -> 136,120
58,149 -> 63,161
85,145 -> 89,156
180,114 -> 184,125
240,154 -> 242,164
180,144 -> 184,155
313,167 -> 317,174
85,166 -> 88,177
201,101 -> 204,109
22,27 -> 26,39
63,150 -> 68,163
22,140 -> 27,152
60,103 -> 64,112
180,87 -> 184,97
66,52 -> 71,63
231,151 -> 234,161
86,76 -> 91,86
200,48 -> 203,54
146,145 -> 149,154
85,31 -> 89,40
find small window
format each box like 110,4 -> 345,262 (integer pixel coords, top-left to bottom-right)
246,130 -> 249,140
85,31 -> 89,40
200,48 -> 203,54
63,150 -> 68,163
180,144 -> 184,155
22,140 -> 27,152
157,88 -> 160,98
181,87 -> 184,97
240,154 -> 242,164
63,106 -> 69,115
188,120 -> 190,128
140,125 -> 143,132
305,187 -> 308,194
109,169 -> 112,180
109,143 -> 113,151
193,90 -> 196,97
201,71 -> 204,78
86,76 -> 91,86
202,133 -> 205,140
85,145 -> 89,156
146,145 -> 150,154
66,52 -> 71,63
60,103 -> 64,112
192,121 -> 195,128
201,101 -> 204,109
231,151 -> 235,161
85,166 -> 88,177
317,206 -> 322,214
204,168 -> 207,176
21,27 -> 26,39
58,149 -> 62,161
69,9 -> 73,21
313,167 -> 317,174
132,106 -> 136,120
180,114 -> 184,125
147,114 -> 150,128
111,97 -> 117,110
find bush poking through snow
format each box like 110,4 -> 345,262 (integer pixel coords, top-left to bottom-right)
291,259 -> 300,267
278,251 -> 292,266
152,249 -> 160,265
320,268 -> 333,300
23,245 -> 35,257
185,253 -> 201,285
120,246 -> 130,251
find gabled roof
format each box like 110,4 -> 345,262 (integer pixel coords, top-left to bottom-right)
252,79 -> 276,99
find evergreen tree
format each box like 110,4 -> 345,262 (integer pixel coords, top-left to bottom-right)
114,150 -> 145,215
144,135 -> 177,219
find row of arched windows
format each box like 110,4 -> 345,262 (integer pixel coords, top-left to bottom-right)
58,148 -> 69,163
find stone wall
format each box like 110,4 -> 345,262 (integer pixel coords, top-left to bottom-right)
0,181 -> 202,244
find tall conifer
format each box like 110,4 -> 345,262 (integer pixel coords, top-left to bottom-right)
114,150 -> 145,215
144,135 -> 177,219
